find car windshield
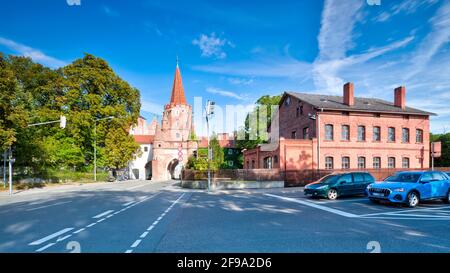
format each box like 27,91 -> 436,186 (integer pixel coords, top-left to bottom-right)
318,175 -> 338,184
384,176 -> 396,181
388,173 -> 421,183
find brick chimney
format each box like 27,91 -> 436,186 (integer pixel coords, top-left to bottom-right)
343,82 -> 354,106
394,86 -> 406,109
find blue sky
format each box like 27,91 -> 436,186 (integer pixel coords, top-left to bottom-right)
1,0 -> 449,134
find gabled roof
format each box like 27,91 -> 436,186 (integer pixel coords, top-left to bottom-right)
284,92 -> 436,116
169,64 -> 187,105
134,135 -> 154,144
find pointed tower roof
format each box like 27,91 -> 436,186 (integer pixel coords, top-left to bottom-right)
169,60 -> 187,105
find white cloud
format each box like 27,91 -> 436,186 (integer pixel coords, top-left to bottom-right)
193,55 -> 311,78
141,100 -> 164,115
313,0 -> 363,92
227,77 -> 254,85
407,1 -> 450,78
374,0 -> 439,23
192,33 -> 231,59
206,87 -> 245,100
0,37 -> 66,68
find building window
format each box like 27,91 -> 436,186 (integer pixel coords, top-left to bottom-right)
342,157 -> 350,169
402,128 -> 410,143
251,160 -> 255,169
274,156 -> 278,164
341,125 -> 350,141
388,157 -> 396,168
325,157 -> 334,170
303,127 -> 310,139
416,129 -> 423,143
285,96 -> 291,106
388,127 -> 396,142
228,161 -> 234,167
325,124 -> 334,141
373,157 -> 381,169
291,131 -> 297,139
246,161 -> 249,169
358,126 -> 366,141
263,157 -> 272,169
228,149 -> 233,155
357,157 -> 366,169
402,157 -> 410,168
373,126 -> 381,142
144,147 -> 148,152
296,107 -> 300,117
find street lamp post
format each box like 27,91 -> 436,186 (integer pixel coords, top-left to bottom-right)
205,100 -> 215,191
93,116 -> 115,182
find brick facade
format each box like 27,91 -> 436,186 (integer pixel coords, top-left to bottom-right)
244,83 -> 434,172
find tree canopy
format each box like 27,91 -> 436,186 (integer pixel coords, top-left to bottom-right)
0,53 -> 141,176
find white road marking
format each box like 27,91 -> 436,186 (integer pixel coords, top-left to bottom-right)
124,193 -> 186,253
131,239 -> 142,248
87,223 -> 97,228
26,201 -> 73,211
123,201 -> 135,206
264,193 -> 358,218
29,228 -> 74,246
73,228 -> 85,234
127,184 -> 150,190
97,218 -> 105,223
93,210 -> 114,219
36,243 -> 55,252
56,235 -> 72,242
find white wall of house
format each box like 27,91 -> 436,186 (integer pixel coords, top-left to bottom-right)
129,144 -> 153,180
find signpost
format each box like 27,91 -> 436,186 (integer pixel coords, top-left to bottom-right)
431,141 -> 442,171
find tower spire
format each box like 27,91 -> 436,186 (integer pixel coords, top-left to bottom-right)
169,58 -> 187,105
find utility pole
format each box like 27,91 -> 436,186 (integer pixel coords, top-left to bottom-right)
8,147 -> 13,196
205,100 -> 215,191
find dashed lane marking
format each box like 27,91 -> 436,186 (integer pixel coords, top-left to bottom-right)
29,228 -> 74,246
30,193 -> 161,252
125,193 -> 186,253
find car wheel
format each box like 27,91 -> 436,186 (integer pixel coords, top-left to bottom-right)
443,191 -> 450,204
327,189 -> 338,200
407,192 -> 419,208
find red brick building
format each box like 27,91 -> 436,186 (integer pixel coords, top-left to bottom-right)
244,83 -> 435,172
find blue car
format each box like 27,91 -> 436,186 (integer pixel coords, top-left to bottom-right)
367,171 -> 450,208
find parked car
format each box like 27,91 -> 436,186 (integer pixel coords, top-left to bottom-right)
304,172 -> 375,200
367,171 -> 450,208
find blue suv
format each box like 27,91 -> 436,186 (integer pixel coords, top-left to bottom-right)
367,171 -> 450,208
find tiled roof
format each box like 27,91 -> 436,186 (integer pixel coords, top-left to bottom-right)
169,65 -> 187,105
285,92 -> 436,116
133,135 -> 154,144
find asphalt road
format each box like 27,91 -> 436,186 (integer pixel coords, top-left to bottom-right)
1,181 -> 450,253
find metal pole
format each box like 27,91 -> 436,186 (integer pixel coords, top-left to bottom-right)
317,111 -> 321,171
3,150 -> 6,188
432,153 -> 434,171
207,115 -> 211,191
94,121 -> 97,182
8,147 -> 12,196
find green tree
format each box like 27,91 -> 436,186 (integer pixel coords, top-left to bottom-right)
210,134 -> 224,170
61,54 -> 141,170
236,94 -> 281,150
104,126 -> 141,174
0,54 -> 28,151
430,133 -> 450,167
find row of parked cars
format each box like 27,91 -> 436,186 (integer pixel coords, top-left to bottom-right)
304,171 -> 450,208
